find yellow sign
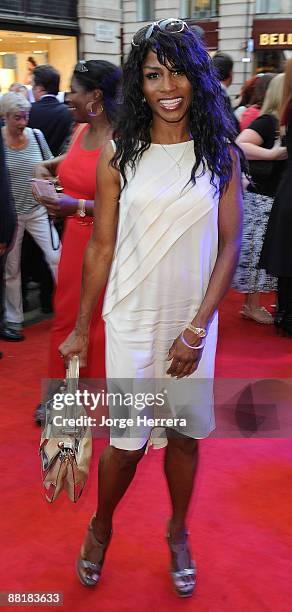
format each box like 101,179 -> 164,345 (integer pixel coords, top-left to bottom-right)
259,33 -> 292,45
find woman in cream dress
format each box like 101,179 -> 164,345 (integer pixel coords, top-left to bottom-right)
60,19 -> 243,599
103,139 -> 219,449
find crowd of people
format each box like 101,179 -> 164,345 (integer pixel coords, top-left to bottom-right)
0,18 -> 292,596
211,52 -> 292,328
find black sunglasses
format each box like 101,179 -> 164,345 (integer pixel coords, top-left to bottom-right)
131,18 -> 189,47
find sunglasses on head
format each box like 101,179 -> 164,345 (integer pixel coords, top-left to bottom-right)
131,18 -> 189,47
75,60 -> 89,72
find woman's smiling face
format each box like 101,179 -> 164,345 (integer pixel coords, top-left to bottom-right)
142,50 -> 193,124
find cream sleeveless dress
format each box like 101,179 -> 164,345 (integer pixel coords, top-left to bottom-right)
102,140 -> 220,450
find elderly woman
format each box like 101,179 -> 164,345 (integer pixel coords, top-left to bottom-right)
0,92 -> 60,341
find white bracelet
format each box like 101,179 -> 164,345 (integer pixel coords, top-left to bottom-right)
180,331 -> 205,350
76,199 -> 86,217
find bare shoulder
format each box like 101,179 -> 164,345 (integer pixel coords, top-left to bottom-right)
96,140 -> 120,186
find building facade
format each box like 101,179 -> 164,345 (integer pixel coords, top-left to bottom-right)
0,0 -> 291,95
78,0 -> 292,96
122,0 -> 292,96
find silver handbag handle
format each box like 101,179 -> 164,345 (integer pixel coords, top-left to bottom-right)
60,356 -> 81,436
66,355 -> 79,396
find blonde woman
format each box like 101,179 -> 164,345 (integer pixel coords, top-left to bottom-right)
232,74 -> 287,323
259,59 -> 292,334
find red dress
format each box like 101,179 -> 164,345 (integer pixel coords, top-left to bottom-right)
48,124 -> 105,378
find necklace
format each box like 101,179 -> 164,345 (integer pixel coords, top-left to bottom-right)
160,141 -> 190,176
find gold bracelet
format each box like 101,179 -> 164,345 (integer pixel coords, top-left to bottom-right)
186,324 -> 207,338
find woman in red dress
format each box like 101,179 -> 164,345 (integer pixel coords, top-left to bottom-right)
33,60 -> 121,391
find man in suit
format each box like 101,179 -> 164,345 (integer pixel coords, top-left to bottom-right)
0,130 -> 17,349
29,64 -> 72,156
212,52 -> 240,135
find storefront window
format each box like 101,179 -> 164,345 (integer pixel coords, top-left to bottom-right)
0,29 -> 77,92
137,0 -> 155,22
255,0 -> 280,13
180,0 -> 218,19
0,0 -> 22,13
255,49 -> 286,73
26,0 -> 77,20
0,0 -> 77,20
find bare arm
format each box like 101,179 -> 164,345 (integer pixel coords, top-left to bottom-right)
32,191 -> 95,218
236,129 -> 287,161
167,149 -> 243,378
190,149 -> 242,329
33,155 -> 65,180
59,142 -> 120,365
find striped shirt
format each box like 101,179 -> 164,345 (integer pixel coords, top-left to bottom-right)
3,127 -> 52,214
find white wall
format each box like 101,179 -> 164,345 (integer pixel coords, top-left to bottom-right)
123,0 -> 181,58
48,38 -> 77,91
78,0 -> 122,64
219,0 -> 255,97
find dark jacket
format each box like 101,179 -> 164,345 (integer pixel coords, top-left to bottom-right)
221,88 -> 240,135
28,96 -> 73,157
0,129 -> 16,247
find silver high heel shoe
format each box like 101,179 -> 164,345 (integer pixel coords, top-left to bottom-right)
166,524 -> 197,598
76,515 -> 112,587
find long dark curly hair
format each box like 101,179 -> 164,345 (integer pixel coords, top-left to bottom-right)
112,26 -> 240,195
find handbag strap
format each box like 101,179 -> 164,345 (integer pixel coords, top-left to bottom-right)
66,355 -> 80,395
32,128 -> 60,252
61,356 -> 81,436
32,128 -> 46,160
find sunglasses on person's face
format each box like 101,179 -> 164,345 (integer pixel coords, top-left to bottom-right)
131,18 -> 189,47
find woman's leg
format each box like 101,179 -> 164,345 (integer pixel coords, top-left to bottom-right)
245,292 -> 260,309
164,431 -> 199,538
93,444 -> 147,541
164,431 -> 198,593
77,444 -> 147,586
241,291 -> 273,323
4,214 -> 26,328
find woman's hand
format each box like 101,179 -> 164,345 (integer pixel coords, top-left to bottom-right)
42,194 -> 78,218
59,329 -> 89,368
31,184 -> 58,214
166,330 -> 204,379
270,146 -> 287,161
32,189 -> 78,218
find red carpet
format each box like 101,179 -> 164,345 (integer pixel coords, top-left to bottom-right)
1,291 -> 291,611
